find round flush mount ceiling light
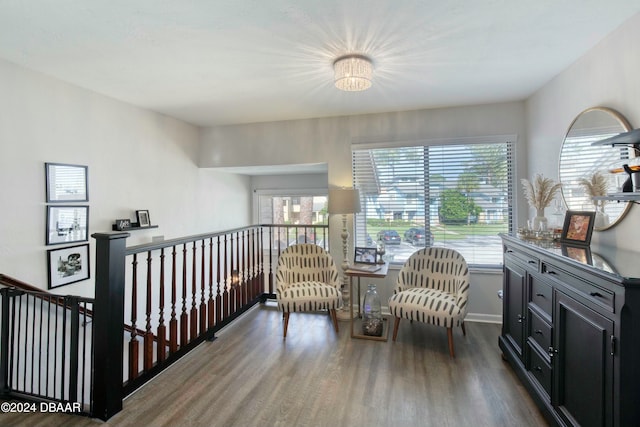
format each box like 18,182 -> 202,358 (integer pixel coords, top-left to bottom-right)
333,54 -> 373,91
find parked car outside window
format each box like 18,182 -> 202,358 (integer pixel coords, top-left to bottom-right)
404,227 -> 434,246
377,230 -> 401,245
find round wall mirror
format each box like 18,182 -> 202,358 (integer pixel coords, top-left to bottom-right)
559,107 -> 633,231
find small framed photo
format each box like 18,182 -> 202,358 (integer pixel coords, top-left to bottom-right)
45,163 -> 88,203
46,205 -> 89,245
354,247 -> 377,264
136,210 -> 151,227
47,244 -> 90,289
561,210 -> 595,246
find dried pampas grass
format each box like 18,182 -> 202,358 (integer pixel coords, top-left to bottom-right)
578,172 -> 608,209
521,174 -> 562,211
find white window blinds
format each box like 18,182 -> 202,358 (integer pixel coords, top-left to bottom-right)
352,138 -> 514,267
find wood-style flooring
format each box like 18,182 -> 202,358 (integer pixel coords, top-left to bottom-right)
1,302 -> 548,427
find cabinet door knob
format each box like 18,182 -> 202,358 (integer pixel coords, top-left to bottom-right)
528,260 -> 536,264
517,314 -> 524,323
590,291 -> 603,298
534,366 -> 543,372
535,293 -> 545,297
535,329 -> 543,335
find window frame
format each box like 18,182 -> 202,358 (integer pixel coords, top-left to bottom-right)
351,135 -> 516,269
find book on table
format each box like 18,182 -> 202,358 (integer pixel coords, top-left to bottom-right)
349,263 -> 381,273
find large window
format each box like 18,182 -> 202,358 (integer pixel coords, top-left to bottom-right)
352,138 -> 514,267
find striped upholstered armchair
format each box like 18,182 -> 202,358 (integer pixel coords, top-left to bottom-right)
388,247 -> 470,357
275,244 -> 342,338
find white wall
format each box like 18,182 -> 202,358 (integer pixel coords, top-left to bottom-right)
200,102 -> 528,321
0,59 -> 252,297
526,12 -> 640,250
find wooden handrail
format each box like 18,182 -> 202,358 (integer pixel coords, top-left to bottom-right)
0,273 -> 47,293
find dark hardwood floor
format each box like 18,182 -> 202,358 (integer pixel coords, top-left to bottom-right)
2,302 -> 548,427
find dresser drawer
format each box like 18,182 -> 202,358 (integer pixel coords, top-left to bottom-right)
528,309 -> 552,354
527,343 -> 552,398
541,262 -> 614,312
529,275 -> 552,318
505,248 -> 539,271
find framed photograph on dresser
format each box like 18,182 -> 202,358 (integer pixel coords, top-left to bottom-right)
560,210 -> 595,246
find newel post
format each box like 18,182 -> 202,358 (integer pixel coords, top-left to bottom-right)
92,232 -> 130,421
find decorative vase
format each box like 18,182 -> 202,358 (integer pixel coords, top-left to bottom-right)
362,284 -> 383,336
533,208 -> 548,231
594,206 -> 609,229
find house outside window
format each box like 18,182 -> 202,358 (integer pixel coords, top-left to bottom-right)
352,138 -> 514,267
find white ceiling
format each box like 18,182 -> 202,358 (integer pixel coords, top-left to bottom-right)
1,1 -> 639,128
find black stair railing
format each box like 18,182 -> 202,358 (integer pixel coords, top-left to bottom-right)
0,285 -> 94,415
1,223 -> 329,421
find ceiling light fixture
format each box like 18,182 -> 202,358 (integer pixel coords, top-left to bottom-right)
333,54 -> 373,92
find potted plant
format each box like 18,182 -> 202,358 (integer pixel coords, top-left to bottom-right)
521,173 -> 562,231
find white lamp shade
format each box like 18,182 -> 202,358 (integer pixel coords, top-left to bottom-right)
328,188 -> 361,214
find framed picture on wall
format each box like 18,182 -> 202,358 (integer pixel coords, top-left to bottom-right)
46,205 -> 89,245
47,244 -> 90,289
560,210 -> 595,246
45,162 -> 89,202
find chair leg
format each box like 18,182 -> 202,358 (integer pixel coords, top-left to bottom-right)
461,321 -> 466,337
392,317 -> 401,341
447,327 -> 455,358
283,312 -> 290,338
330,309 -> 339,333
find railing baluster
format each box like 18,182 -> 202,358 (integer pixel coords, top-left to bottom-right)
200,239 -> 207,334
60,294 -> 67,400
259,227 -> 265,296
169,246 -> 178,354
35,295 -> 42,395
268,226 -> 274,294
144,250 -> 153,371
222,235 -> 228,320
129,254 -> 139,380
45,295 -> 52,397
251,228 -> 257,299
157,248 -> 166,363
241,230 -> 247,306
180,243 -> 188,347
68,296 -> 79,404
216,236 -> 222,324
232,232 -> 238,314
190,242 -> 198,340
0,288 -> 12,397
208,238 -> 215,329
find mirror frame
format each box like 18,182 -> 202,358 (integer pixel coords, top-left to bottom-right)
559,107 -> 633,231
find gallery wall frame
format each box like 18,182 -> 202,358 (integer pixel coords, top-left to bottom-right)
45,162 -> 88,203
46,205 -> 89,245
47,243 -> 90,289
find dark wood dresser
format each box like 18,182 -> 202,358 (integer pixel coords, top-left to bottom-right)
499,234 -> 640,427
